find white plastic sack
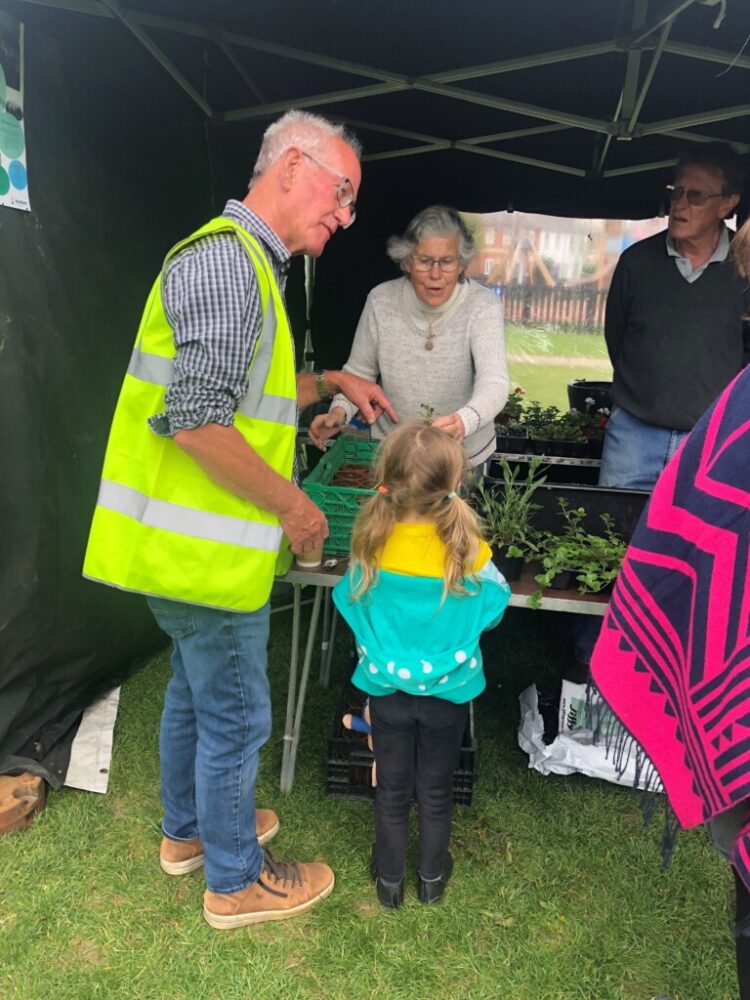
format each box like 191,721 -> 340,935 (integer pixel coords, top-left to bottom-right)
518,683 -> 662,792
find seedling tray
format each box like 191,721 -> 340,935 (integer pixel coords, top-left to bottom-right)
302,436 -> 379,555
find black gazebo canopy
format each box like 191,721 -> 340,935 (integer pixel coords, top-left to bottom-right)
2,0 -> 748,781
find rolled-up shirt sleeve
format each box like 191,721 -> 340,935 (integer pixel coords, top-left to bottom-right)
148,236 -> 261,436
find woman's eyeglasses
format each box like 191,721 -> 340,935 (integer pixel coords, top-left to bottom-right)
410,255 -> 460,273
666,184 -> 726,207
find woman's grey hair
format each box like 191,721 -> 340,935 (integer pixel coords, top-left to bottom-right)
386,205 -> 476,270
250,110 -> 361,186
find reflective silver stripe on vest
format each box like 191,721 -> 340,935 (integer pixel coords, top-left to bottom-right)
236,295 -> 297,427
127,288 -> 295,426
128,349 -> 174,385
97,479 -> 283,552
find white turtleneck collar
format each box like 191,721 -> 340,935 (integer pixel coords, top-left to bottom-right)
400,275 -> 469,330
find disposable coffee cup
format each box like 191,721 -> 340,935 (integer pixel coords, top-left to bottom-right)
296,543 -> 324,568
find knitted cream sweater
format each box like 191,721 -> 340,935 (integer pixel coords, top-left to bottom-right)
330,277 -> 509,466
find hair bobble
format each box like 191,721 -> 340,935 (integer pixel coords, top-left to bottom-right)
447,491 -> 458,500
377,484 -> 389,495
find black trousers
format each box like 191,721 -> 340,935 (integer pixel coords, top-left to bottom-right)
369,691 -> 468,884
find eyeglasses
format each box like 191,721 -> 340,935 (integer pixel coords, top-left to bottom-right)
410,255 -> 461,273
301,151 -> 357,228
666,184 -> 726,207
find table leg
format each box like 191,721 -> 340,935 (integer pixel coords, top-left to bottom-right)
319,605 -> 339,689
321,588 -> 331,666
280,583 -> 323,793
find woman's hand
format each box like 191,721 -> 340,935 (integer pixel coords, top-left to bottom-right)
309,407 -> 348,450
432,412 -> 466,443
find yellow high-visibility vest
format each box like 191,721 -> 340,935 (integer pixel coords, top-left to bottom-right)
83,218 -> 296,611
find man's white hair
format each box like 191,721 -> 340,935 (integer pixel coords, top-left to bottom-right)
250,110 -> 361,185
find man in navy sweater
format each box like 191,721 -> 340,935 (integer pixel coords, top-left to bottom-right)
601,142 -> 748,489
573,143 -> 749,674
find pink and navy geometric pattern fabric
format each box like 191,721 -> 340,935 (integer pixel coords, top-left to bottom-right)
591,367 -> 750,890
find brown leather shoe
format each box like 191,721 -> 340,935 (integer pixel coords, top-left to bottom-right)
203,852 -> 335,929
159,808 -> 280,875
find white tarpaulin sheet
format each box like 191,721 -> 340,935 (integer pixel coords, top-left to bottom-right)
64,687 -> 120,794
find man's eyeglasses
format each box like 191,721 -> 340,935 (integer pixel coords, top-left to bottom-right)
666,184 -> 726,207
410,255 -> 461,273
301,151 -> 356,228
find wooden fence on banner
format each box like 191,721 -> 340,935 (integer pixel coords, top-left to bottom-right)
501,285 -> 608,332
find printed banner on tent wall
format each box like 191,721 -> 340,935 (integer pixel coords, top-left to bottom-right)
0,13 -> 29,212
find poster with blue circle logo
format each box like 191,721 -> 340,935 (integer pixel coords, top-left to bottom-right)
0,12 -> 30,212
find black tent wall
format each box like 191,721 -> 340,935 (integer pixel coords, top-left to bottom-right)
1,0 -> 748,781
0,12 -> 218,782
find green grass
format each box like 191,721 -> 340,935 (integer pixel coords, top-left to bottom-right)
0,606 -> 736,1000
504,325 -> 613,411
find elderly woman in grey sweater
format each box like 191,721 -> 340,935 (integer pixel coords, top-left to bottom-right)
310,205 -> 509,468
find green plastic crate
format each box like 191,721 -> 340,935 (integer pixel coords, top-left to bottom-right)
302,435 -> 380,555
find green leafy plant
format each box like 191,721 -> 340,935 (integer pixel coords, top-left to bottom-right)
475,455 -> 547,557
520,401 -> 561,435
527,500 -> 627,608
496,386 -> 526,426
528,415 -> 586,443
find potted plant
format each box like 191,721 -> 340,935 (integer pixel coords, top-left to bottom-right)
565,398 -> 610,459
528,413 -> 588,457
521,401 -> 561,435
528,500 -> 627,608
495,387 -> 530,453
496,385 -> 526,427
567,380 -> 613,413
475,455 -> 547,582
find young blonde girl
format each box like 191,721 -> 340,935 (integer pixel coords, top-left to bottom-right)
332,420 -> 511,908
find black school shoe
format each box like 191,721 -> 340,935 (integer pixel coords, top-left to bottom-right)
369,845 -> 404,909
417,852 -> 454,904
376,877 -> 404,909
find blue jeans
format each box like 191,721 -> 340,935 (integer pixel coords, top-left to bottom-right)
598,405 -> 689,490
573,406 -> 689,666
147,596 -> 272,894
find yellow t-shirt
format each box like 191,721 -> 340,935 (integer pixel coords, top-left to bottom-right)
378,522 -> 492,579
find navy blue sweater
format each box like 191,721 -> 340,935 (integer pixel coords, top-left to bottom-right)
605,230 -> 750,430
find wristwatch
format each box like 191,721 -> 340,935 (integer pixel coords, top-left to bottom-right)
315,370 -> 333,399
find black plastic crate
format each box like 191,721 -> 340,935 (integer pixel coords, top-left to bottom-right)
488,454 -> 600,486
326,685 -> 477,807
483,476 -> 649,543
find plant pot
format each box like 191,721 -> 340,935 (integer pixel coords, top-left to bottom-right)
565,441 -> 588,459
530,438 -> 568,458
548,570 -> 574,590
491,548 -> 524,582
567,380 -> 613,414
529,437 -> 552,456
495,435 -> 531,456
586,437 -> 604,460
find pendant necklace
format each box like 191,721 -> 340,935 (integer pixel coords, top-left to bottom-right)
425,320 -> 435,351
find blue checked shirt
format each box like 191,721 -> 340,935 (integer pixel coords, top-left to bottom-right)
149,199 -> 292,436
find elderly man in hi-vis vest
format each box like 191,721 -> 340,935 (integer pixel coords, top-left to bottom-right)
84,110 -> 396,930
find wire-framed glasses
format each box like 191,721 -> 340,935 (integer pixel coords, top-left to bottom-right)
301,151 -> 357,228
410,254 -> 461,273
666,184 -> 725,207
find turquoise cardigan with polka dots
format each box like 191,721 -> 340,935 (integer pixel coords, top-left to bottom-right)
332,561 -> 511,704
